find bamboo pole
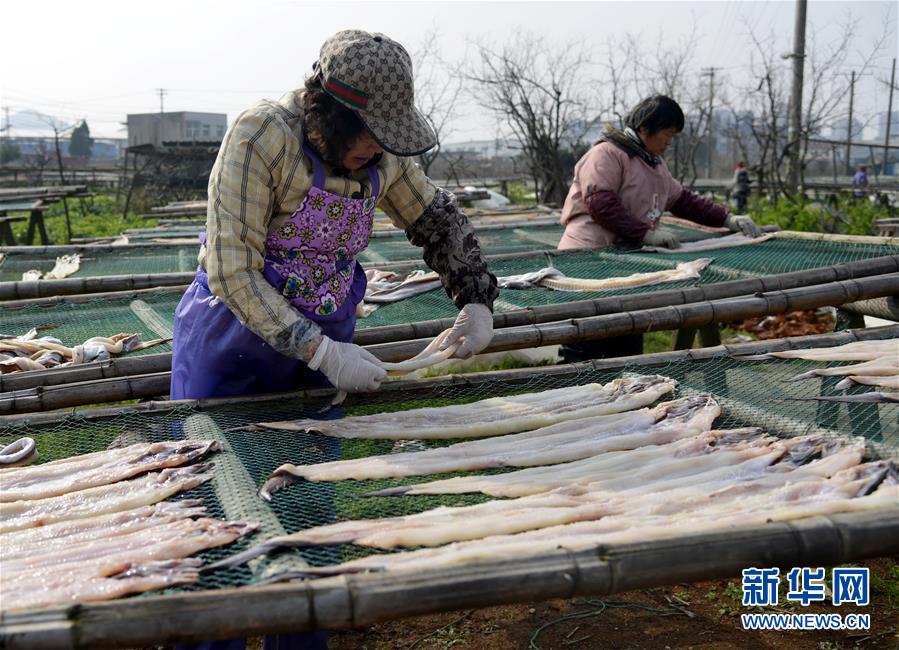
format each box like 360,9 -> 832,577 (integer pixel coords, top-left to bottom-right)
0,511 -> 895,649
354,255 -> 899,345
2,303 -> 897,416
368,273 -> 899,362
0,353 -> 172,393
368,217 -> 562,237
0,272 -> 195,300
1,324 -> 894,427
1,242 -> 201,255
773,230 -> 899,246
0,373 -> 171,414
0,286 -> 187,310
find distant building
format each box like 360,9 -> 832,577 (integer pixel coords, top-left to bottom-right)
440,139 -> 519,160
127,112 -> 227,147
4,136 -> 126,161
830,117 -> 864,141
876,110 -> 899,142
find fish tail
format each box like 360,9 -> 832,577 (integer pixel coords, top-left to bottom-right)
785,370 -> 817,382
203,542 -> 281,572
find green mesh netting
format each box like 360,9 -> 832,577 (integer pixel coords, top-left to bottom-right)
358,225 -> 563,264
0,245 -> 200,282
3,237 -> 896,339
360,238 -> 899,327
1,347 -> 896,593
0,290 -> 178,353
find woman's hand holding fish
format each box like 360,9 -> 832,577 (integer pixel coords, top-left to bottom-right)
306,336 -> 387,392
440,303 -> 494,360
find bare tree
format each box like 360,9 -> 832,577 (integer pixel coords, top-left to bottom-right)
596,25 -> 709,184
727,9 -> 891,202
463,31 -> 596,206
412,27 -> 465,177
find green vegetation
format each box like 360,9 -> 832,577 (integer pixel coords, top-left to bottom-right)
749,195 -> 887,236
11,193 -> 156,244
871,561 -> 899,609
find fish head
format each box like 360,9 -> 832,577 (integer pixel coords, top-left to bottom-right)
830,461 -> 893,496
655,395 -> 720,429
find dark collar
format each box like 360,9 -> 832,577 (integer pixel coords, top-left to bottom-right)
599,127 -> 660,168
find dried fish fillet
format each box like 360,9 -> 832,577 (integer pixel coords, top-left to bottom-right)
736,339 -> 897,362
0,500 -> 206,558
0,464 -> 213,533
499,258 -> 713,292
835,375 -> 899,390
786,357 -> 899,382
280,464 -> 896,577
0,440 -> 221,502
247,375 -> 677,441
1,559 -> 202,611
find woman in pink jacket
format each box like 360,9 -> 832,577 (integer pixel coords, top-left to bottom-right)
558,95 -> 759,361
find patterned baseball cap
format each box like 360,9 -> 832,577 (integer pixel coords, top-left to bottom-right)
318,29 -> 437,156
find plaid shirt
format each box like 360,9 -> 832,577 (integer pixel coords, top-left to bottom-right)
199,90 -> 438,347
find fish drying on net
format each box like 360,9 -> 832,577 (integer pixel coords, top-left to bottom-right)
0,440 -> 222,502
358,257 -> 714,305
0,464 -> 214,533
399,432 -> 866,499
246,375 -> 676,440
256,461 -> 896,580
786,357 -> 899,382
256,376 -> 677,499
1,517 -> 256,610
0,330 -> 170,374
640,232 -> 773,253
735,338 -> 898,362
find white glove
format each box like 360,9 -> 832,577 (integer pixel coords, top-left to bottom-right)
724,214 -> 762,238
306,336 -> 386,392
439,303 -> 494,360
642,227 -> 681,249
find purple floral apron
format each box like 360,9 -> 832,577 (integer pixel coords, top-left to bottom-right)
170,144 -> 379,400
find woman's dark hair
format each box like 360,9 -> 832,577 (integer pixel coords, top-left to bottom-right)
624,95 -> 685,135
302,72 -> 367,164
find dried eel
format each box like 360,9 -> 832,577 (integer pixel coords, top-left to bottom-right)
265,463 -> 896,578
0,440 -> 221,502
0,464 -> 213,533
245,375 -> 676,440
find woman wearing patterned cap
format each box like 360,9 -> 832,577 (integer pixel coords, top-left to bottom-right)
171,30 -> 497,402
557,95 -> 760,362
170,29 -> 498,650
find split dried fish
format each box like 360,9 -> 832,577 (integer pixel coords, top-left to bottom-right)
359,257 -> 714,305
0,440 -> 222,502
736,339 -> 897,362
834,375 -> 899,390
0,464 -> 213,533
641,232 -> 773,253
786,357 -> 899,382
272,463 -> 896,578
498,258 -> 713,292
249,375 -> 676,441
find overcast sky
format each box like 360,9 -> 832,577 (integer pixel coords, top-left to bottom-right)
2,0 -> 896,141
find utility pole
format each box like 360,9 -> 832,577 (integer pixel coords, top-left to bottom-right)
786,0 -> 808,194
882,58 -> 896,176
701,67 -> 719,178
2,106 -> 10,138
155,88 -> 167,145
845,70 -> 855,175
